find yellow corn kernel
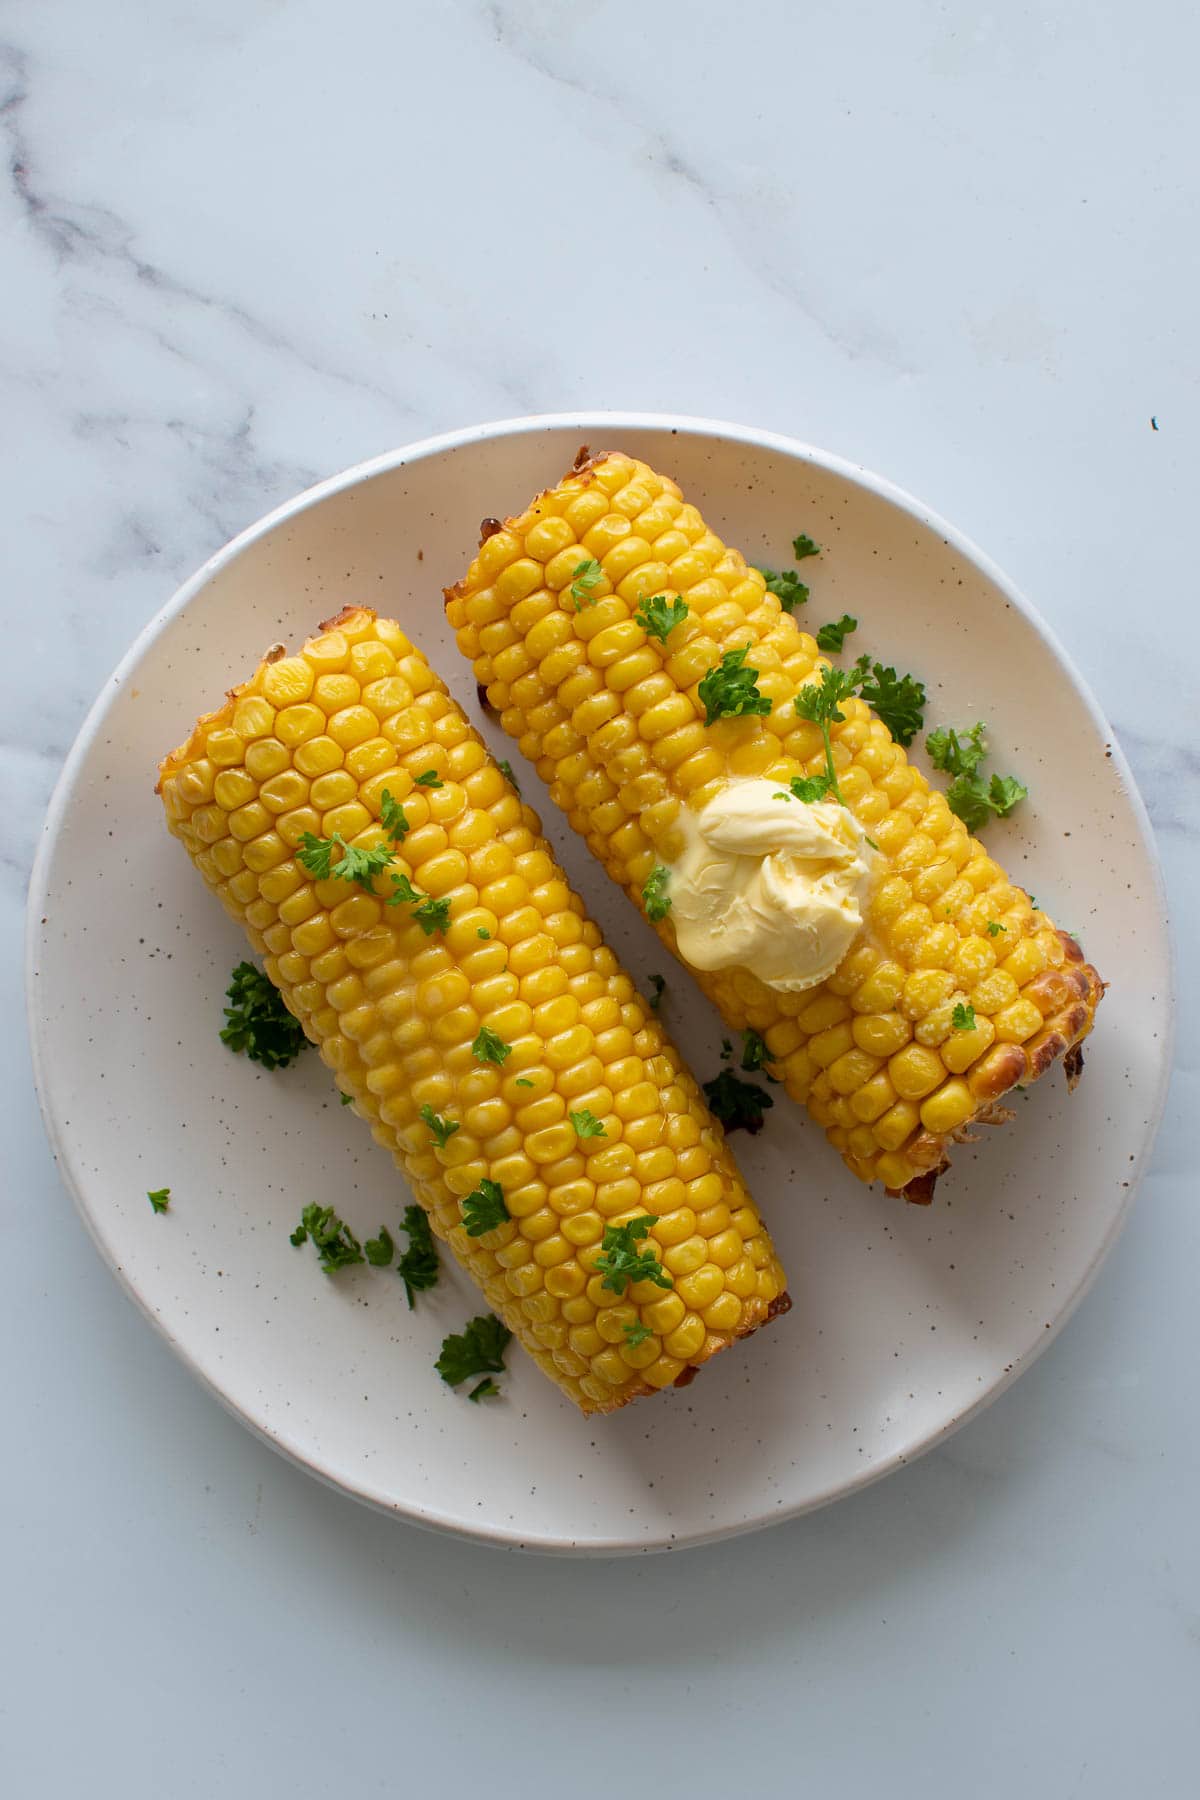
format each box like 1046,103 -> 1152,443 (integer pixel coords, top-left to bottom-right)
919,1078 -> 975,1135
888,1043 -> 946,1101
873,1099 -> 920,1153
993,998 -> 1045,1044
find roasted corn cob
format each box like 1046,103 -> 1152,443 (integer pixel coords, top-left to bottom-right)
158,606 -> 789,1412
445,452 -> 1104,1200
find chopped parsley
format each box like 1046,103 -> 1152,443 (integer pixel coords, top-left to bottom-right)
147,1187 -> 170,1214
647,972 -> 666,1011
379,789 -> 410,841
462,1178 -> 510,1237
593,1216 -> 673,1297
757,568 -> 809,612
570,558 -> 604,608
436,1313 -> 512,1388
986,920 -> 1007,937
397,1204 -> 439,1308
635,593 -> 689,643
702,1068 -> 774,1135
387,871 -> 423,906
816,613 -> 858,653
623,1321 -> 653,1348
220,961 -> 309,1069
414,769 -> 443,789
340,1091 -> 353,1105
926,720 -> 1028,830
789,771 -> 835,804
569,1108 -> 607,1140
419,1103 -> 460,1149
497,758 -> 520,793
297,832 -> 395,891
740,1028 -> 772,1073
856,659 -> 927,747
363,1225 -> 395,1267
472,1025 -> 512,1065
698,644 -> 773,725
515,1076 -> 535,1088
412,894 -> 452,936
477,927 -> 491,939
951,1002 -> 978,1031
289,1203 -> 364,1273
642,865 -> 671,922
792,532 -> 821,560
468,1378 -> 500,1402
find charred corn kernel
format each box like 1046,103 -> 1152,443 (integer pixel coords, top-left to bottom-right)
447,455 -> 1103,1197
160,606 -> 786,1413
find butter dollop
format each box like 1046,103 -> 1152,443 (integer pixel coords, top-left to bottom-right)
666,778 -> 876,994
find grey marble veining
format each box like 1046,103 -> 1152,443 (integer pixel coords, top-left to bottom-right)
3,1 -> 1197,1795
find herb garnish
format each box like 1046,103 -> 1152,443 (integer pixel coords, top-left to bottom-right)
739,1028 -> 772,1073
419,1103 -> 460,1149
926,721 -> 1028,830
698,644 -> 773,725
379,789 -> 410,842
147,1187 -> 170,1214
816,613 -> 858,653
497,758 -> 520,793
647,973 -> 666,1011
570,558 -> 604,607
635,594 -> 689,643
951,1002 -> 977,1031
397,1204 -> 439,1308
593,1217 -> 673,1297
623,1321 -> 653,1348
702,1068 -> 774,1134
412,894 -> 452,936
472,1025 -> 512,1065
468,1378 -> 500,1402
364,1225 -> 395,1267
856,659 -> 927,746
792,665 -> 862,807
289,1203 -> 364,1272
436,1314 -> 513,1388
414,769 -> 443,789
462,1178 -> 510,1237
569,1109 -> 607,1140
792,532 -> 821,560
642,865 -> 671,922
758,567 -> 809,612
220,961 -> 309,1069
986,920 -> 1007,937
297,832 -> 396,891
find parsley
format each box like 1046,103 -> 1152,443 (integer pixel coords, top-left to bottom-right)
297,832 -> 395,891
593,1216 -> 673,1297
643,865 -> 671,922
419,1103 -> 460,1149
477,927 -> 491,939
740,1028 -> 772,1073
647,972 -> 666,1011
757,568 -> 809,612
340,1091 -> 353,1105
635,593 -> 689,643
147,1187 -> 170,1213
412,894 -> 452,936
414,769 -> 443,788
289,1203 -> 364,1273
698,644 -> 773,725
379,789 -> 410,841
987,773 -> 1029,817
569,1109 -> 607,1140
721,1038 -> 734,1059
857,660 -> 927,746
792,664 -> 864,806
927,720 -> 1028,830
926,721 -> 988,779
792,532 -> 821,560
364,1225 -> 395,1267
816,613 -> 858,653
468,1378 -> 500,1402
220,961 -> 309,1069
497,758 -> 520,793
986,920 -> 1007,937
462,1178 -> 510,1237
1027,894 -> 1040,912
472,1025 -> 512,1065
789,771 -> 835,804
436,1313 -> 512,1387
623,1321 -> 653,1348
703,1068 -> 774,1134
397,1204 -> 439,1308
570,558 -> 604,607
515,1077 -> 535,1088
387,871 -> 423,906
951,1002 -> 977,1031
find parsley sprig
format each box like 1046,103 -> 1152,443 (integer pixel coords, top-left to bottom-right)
436,1314 -> 513,1389
147,1187 -> 170,1214
642,865 -> 671,922
698,644 -> 773,725
569,1108 -> 607,1140
926,721 -> 1028,831
702,1068 -> 774,1135
397,1204 -> 439,1308
462,1178 -> 510,1237
419,1103 -> 460,1149
623,1321 -> 653,1348
635,593 -> 689,643
951,1002 -> 978,1031
647,973 -> 666,1011
220,961 -> 309,1069
414,769 -> 443,789
379,790 -> 410,841
792,664 -> 863,806
297,832 -> 396,891
856,658 -> 927,747
472,1026 -> 512,1066
570,558 -> 604,608
364,1225 -> 395,1267
594,1217 -> 673,1297
289,1203 -> 364,1273
816,613 -> 858,653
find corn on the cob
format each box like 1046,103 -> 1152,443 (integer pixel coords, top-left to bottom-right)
445,452 -> 1104,1201
157,605 -> 789,1412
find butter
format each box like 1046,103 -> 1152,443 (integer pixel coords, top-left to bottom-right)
666,778 -> 876,994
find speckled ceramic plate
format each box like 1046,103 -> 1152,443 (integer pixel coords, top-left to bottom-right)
27,415 -> 1172,1554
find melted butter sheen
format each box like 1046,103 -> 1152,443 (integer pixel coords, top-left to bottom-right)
667,778 -> 876,994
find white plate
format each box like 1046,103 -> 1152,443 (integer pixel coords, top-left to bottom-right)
27,415 -> 1172,1554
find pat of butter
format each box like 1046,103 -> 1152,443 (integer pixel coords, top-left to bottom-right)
666,778 -> 876,994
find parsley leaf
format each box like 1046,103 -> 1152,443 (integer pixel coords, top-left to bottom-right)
477,927 -> 491,939
419,1103 -> 460,1149
793,664 -> 864,805
220,961 -> 309,1069
792,532 -> 821,560
297,832 -> 395,891
412,894 -> 452,936
289,1203 -> 364,1273
397,1204 -> 439,1308
497,758 -> 520,793
462,1178 -> 510,1237
515,1077 -> 535,1088
988,773 -> 1028,817
379,789 -> 410,841
643,865 -> 671,922
436,1313 -> 513,1387
789,771 -> 835,804
757,568 -> 809,612
623,1321 -> 653,1348
740,1028 -> 771,1073
387,871 -> 423,906
951,1002 -> 977,1031
815,613 -> 858,653
364,1225 -> 395,1267
468,1377 -> 500,1402
635,593 -> 689,643
647,972 -> 666,1011
340,1091 -> 353,1105
986,920 -> 1007,937
593,1216 -> 673,1297
702,1069 -> 774,1135
414,769 -> 442,788
472,1025 -> 512,1066
698,644 -> 773,725
570,558 -> 604,608
569,1108 -> 607,1139
858,662 -> 927,746
147,1187 -> 170,1213
295,831 -> 338,879
927,721 -> 989,779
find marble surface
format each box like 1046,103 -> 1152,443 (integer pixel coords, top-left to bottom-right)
3,1 -> 1196,1794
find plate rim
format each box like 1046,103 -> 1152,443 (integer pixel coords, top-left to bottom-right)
25,411 -> 1176,1555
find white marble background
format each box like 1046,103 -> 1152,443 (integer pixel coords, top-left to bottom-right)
3,1 -> 1197,1794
